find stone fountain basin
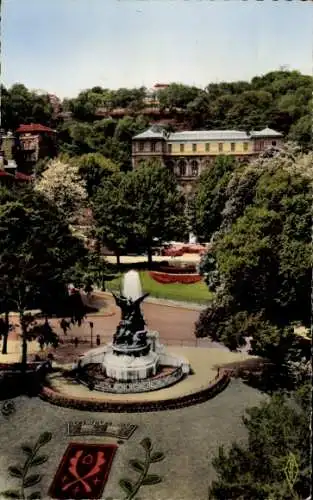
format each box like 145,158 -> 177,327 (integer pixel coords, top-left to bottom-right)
75,339 -> 190,393
103,349 -> 159,381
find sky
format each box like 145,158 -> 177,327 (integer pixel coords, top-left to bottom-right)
2,0 -> 312,99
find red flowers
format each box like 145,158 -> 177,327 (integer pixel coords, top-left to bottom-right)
149,271 -> 201,284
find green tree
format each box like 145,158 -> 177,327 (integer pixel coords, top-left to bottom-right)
196,146 -> 311,375
1,84 -> 53,131
288,115 -> 312,151
209,389 -> 311,500
125,160 -> 187,267
190,156 -> 238,242
74,153 -> 119,197
157,83 -> 200,111
0,185 -> 86,370
92,172 -> 132,265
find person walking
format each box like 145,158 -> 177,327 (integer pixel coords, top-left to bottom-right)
60,318 -> 70,336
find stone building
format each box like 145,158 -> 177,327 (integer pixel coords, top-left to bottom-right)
132,126 -> 283,194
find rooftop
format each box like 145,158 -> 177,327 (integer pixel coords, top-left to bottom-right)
133,127 -> 283,142
16,123 -> 56,134
133,127 -> 168,140
249,127 -> 283,138
168,130 -> 249,141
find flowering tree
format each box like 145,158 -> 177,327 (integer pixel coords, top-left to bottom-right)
34,158 -> 88,224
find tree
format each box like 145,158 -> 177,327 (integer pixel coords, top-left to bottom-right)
190,156 -> 238,242
225,90 -> 273,130
93,162 -> 187,267
157,83 -> 200,111
209,389 -> 311,499
1,83 -> 53,131
34,158 -> 88,224
288,115 -> 312,151
92,172 -> 132,265
196,145 -> 312,375
74,153 -> 119,197
0,185 -> 87,370
0,307 -> 12,355
125,160 -> 187,267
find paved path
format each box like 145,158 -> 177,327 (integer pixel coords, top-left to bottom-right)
1,298 -> 219,364
6,297 -> 203,344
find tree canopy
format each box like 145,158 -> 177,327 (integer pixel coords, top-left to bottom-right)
209,387 -> 311,500
73,153 -> 120,197
0,185 -> 87,366
2,70 -> 312,159
195,145 -> 311,384
34,158 -> 88,224
92,161 -> 187,266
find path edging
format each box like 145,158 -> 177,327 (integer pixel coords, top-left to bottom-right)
39,370 -> 231,413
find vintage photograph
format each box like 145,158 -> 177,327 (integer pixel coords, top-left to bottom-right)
0,1 -> 312,499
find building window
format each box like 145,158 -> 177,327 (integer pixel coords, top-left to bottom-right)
205,143 -> 210,152
168,144 -> 172,154
192,144 -> 197,152
139,142 -> 144,152
151,142 -> 156,152
243,142 -> 249,151
191,160 -> 199,177
231,143 -> 236,152
167,161 -> 174,174
272,140 -> 277,146
180,144 -> 184,153
218,143 -> 223,152
178,159 -> 186,177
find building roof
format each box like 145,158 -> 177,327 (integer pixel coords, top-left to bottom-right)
0,170 -> 13,177
15,172 -> 33,181
168,130 -> 249,141
250,127 -> 283,138
16,123 -> 56,133
133,127 -> 283,142
133,127 -> 167,140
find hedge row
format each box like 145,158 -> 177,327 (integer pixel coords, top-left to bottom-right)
157,265 -> 197,274
39,370 -> 230,413
149,271 -> 202,284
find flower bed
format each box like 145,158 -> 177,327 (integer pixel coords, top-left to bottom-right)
149,271 -> 202,284
157,264 -> 197,274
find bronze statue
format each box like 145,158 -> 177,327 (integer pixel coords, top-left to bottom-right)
110,291 -> 149,347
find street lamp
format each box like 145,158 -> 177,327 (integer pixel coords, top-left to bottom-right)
89,321 -> 94,348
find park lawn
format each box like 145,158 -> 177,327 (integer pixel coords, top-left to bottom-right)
107,271 -> 213,304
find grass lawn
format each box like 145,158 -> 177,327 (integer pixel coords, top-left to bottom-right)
106,271 -> 213,304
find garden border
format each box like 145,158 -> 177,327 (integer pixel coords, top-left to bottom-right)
39,370 -> 231,412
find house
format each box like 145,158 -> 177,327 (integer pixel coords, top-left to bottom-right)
132,126 -> 283,194
15,123 -> 57,173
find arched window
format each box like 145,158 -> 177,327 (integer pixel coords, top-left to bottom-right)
167,160 -> 175,175
178,159 -> 186,177
191,160 -> 199,177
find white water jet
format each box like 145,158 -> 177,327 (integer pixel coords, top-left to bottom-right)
122,270 -> 143,301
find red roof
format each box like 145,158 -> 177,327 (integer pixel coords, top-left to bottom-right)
15,172 -> 33,181
0,170 -> 13,177
16,123 -> 55,133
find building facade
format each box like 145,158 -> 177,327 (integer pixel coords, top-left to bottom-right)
15,123 -> 57,174
132,127 -> 283,194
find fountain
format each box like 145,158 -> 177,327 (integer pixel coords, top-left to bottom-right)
76,270 -> 191,393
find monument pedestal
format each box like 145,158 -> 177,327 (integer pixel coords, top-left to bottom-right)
103,343 -> 159,381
